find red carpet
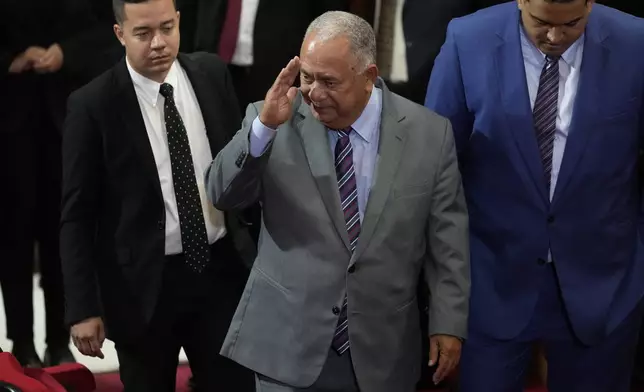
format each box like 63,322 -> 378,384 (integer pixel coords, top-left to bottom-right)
92,366 -> 549,392
94,365 -> 193,391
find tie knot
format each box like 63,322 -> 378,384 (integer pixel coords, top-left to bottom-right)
545,56 -> 559,66
159,83 -> 174,99
336,127 -> 352,138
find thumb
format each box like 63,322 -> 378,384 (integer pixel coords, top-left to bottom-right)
286,86 -> 298,103
428,338 -> 439,367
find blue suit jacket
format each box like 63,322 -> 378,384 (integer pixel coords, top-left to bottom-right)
425,2 -> 644,344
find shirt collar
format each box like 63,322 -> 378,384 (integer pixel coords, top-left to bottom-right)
519,24 -> 584,68
126,57 -> 180,107
347,87 -> 382,144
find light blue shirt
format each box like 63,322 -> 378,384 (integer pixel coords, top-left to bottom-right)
520,27 -> 584,201
249,87 -> 383,221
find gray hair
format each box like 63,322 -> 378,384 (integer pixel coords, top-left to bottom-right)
304,11 -> 377,71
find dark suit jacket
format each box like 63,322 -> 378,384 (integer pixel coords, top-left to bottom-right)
60,52 -> 255,343
178,0 -> 348,95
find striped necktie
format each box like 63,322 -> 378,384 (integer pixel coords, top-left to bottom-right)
533,56 -> 559,192
331,128 -> 360,355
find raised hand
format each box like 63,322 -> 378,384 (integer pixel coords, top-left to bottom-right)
259,56 -> 300,129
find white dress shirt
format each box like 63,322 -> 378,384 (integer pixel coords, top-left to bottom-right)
127,59 -> 226,255
231,0 -> 260,66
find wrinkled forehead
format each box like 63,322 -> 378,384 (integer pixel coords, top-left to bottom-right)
300,36 -> 361,76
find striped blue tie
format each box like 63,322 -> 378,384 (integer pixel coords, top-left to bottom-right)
533,56 -> 559,192
331,128 -> 360,355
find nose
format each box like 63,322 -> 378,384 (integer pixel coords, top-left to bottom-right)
151,32 -> 166,49
547,27 -> 564,44
309,81 -> 326,101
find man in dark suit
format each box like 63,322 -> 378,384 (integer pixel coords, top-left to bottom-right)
426,1 -> 644,390
60,0 -> 255,390
0,0 -> 121,368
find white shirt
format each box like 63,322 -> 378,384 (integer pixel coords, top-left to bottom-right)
231,0 -> 260,66
127,59 -> 226,255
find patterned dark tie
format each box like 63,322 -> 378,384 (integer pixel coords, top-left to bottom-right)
331,128 -> 360,355
533,56 -> 559,192
159,83 -> 210,273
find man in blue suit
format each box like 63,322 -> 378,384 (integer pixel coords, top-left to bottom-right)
425,0 -> 644,390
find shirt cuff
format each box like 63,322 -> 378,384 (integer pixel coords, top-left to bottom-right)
249,116 -> 277,157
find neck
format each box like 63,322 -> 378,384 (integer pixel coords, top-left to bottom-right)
127,56 -> 171,84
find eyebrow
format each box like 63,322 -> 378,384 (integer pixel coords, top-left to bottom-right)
132,19 -> 175,32
530,13 -> 583,26
300,69 -> 338,81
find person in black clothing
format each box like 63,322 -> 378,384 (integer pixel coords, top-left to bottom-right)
60,0 -> 255,390
0,0 -> 121,368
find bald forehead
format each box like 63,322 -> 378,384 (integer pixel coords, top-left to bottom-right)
301,35 -> 356,64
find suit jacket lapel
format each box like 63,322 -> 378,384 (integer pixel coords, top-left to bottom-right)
177,53 -> 227,157
114,58 -> 163,202
551,16 -> 608,206
353,80 -> 406,261
295,99 -> 352,251
495,12 -> 550,204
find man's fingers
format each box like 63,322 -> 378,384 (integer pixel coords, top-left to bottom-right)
428,339 -> 439,367
271,57 -> 300,95
89,340 -> 104,359
432,354 -> 456,385
432,347 -> 460,385
283,56 -> 300,82
75,338 -> 94,357
286,87 -> 298,103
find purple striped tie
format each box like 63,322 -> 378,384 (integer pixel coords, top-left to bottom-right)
533,56 -> 559,192
331,128 -> 360,355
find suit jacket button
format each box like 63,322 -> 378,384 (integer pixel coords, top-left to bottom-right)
537,258 -> 546,265
332,306 -> 340,315
547,215 -> 555,223
157,220 -> 164,230
348,265 -> 356,273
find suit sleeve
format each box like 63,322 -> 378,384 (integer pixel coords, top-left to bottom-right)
205,102 -> 273,211
425,118 -> 470,339
424,21 -> 473,158
60,91 -> 102,325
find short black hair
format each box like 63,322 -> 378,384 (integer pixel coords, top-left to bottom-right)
112,0 -> 177,24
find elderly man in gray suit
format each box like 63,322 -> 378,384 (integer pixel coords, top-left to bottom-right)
206,11 -> 469,392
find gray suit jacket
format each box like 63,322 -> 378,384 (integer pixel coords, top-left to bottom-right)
206,79 -> 470,392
